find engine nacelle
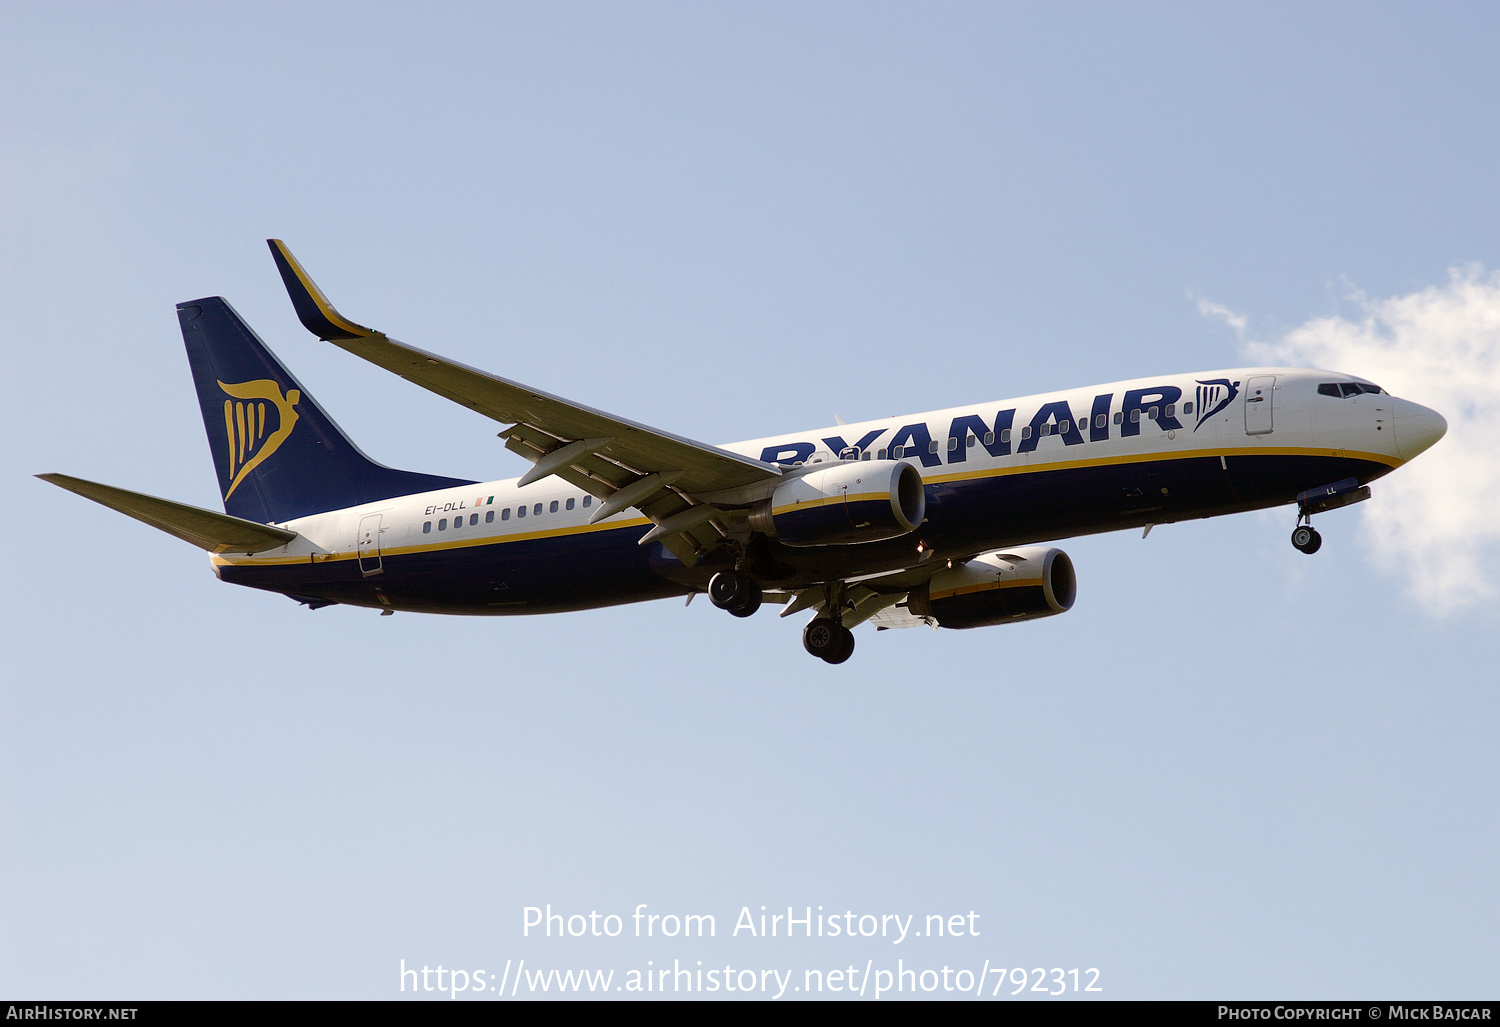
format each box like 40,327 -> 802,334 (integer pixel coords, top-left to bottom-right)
749,459 -> 926,547
908,547 -> 1076,628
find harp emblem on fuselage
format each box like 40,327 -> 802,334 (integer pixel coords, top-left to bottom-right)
218,379 -> 301,499
1193,378 -> 1240,431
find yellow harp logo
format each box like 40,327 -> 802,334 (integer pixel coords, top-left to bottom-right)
218,379 -> 301,499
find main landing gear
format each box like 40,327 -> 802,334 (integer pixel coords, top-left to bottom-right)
709,568 -> 855,664
802,616 -> 855,665
708,569 -> 761,618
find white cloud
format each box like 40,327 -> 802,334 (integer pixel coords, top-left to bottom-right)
1232,266 -> 1500,616
1193,295 -> 1248,337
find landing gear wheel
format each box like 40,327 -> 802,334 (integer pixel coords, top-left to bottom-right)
823,625 -> 855,665
709,570 -> 761,616
728,589 -> 762,618
1291,525 -> 1323,554
803,618 -> 855,663
803,617 -> 842,660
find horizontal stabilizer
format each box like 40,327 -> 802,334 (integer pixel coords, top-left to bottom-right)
37,473 -> 299,554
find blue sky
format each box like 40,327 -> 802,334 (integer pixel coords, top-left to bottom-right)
3,2 -> 1497,1000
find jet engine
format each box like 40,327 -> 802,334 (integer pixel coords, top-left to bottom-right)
907,547 -> 1076,628
748,459 -> 925,547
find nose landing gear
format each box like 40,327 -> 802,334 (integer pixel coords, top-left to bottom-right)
1291,523 -> 1323,554
1290,477 -> 1371,554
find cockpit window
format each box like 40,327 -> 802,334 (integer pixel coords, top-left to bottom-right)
1318,382 -> 1387,398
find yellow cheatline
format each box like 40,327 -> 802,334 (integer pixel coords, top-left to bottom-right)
922,445 -> 1400,487
213,447 -> 1401,565
210,514 -> 655,567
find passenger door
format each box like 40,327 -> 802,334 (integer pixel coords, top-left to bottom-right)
1244,375 -> 1276,435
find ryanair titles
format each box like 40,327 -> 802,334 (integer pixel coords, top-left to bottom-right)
759,384 -> 1212,467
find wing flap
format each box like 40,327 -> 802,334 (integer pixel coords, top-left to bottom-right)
38,473 -> 299,554
499,423 -> 639,494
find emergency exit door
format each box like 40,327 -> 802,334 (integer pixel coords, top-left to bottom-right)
357,514 -> 383,576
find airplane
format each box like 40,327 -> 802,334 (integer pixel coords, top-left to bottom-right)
39,241 -> 1449,664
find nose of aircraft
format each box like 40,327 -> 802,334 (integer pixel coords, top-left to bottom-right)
1393,398 -> 1448,460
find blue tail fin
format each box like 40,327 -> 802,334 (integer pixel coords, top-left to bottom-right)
178,297 -> 474,524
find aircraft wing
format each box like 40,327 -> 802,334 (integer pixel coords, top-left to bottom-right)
38,473 -> 299,554
268,240 -> 782,564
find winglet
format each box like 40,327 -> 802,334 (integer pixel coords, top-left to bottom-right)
266,239 -> 375,341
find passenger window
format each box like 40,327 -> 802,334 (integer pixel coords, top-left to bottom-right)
946,437 -> 957,451
566,497 -> 575,510
485,510 -> 494,523
502,508 -> 510,520
517,506 -> 526,518
534,503 -> 543,516
549,500 -> 559,513
877,448 -> 887,459
1000,429 -> 1011,443
983,432 -> 993,445
1182,402 -> 1193,415
470,513 -> 478,525
423,521 -> 432,533
1095,414 -> 1106,428
1130,409 -> 1141,423
928,440 -> 939,454
582,495 -> 592,507
1021,426 -> 1032,440
891,446 -> 903,459
861,451 -> 871,460
1165,403 -> 1175,417
1039,423 -> 1051,437
967,435 -> 976,448
1148,406 -> 1159,419
439,518 -> 447,530
1059,420 -> 1070,433
1114,411 -> 1124,424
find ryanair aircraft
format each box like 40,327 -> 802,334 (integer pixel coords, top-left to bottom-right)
40,242 -> 1448,664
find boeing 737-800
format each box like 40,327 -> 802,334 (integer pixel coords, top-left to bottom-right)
39,241 -> 1449,663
